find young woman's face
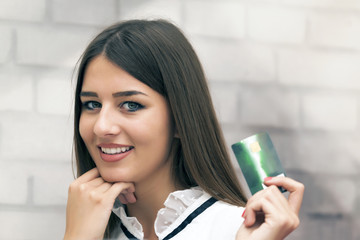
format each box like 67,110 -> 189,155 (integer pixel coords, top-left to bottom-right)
79,56 -> 175,184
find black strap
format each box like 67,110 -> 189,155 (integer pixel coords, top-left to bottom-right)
121,223 -> 139,240
163,197 -> 217,240
120,197 -> 217,240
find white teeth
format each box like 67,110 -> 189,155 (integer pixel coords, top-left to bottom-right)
101,146 -> 131,155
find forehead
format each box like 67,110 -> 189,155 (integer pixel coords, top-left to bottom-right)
82,56 -> 150,93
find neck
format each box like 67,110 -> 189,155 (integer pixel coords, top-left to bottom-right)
126,159 -> 181,239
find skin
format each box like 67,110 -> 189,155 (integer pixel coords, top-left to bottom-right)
65,55 -> 179,240
64,55 -> 304,240
237,176 -> 304,240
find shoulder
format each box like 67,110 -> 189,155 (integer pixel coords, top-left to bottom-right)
156,187 -> 245,240
196,200 -> 245,230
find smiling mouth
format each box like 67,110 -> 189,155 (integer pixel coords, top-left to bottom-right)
100,146 -> 134,155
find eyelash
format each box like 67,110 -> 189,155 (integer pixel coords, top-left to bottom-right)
82,101 -> 144,112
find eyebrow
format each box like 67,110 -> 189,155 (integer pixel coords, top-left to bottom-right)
80,90 -> 147,97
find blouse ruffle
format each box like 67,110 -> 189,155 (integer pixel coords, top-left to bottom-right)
154,187 -> 205,234
112,186 -> 209,238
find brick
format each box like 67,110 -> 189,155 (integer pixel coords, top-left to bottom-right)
0,74 -> 34,111
16,27 -> 92,67
184,1 -> 245,39
36,78 -> 73,115
52,0 -> 117,26
192,38 -> 276,82
354,215 -> 360,240
291,172 -> 357,215
303,94 -> 358,131
0,163 -> 28,204
0,113 -> 73,162
266,0 -> 360,9
300,174 -> 356,214
119,0 -> 182,26
240,87 -> 300,128
322,179 -> 357,214
278,49 -> 360,90
247,4 -> 306,44
209,83 -> 239,124
288,133 -> 360,174
0,210 -> 66,239
32,164 -> 74,205
0,27 -> 12,63
0,0 -> 45,21
284,171 -> 356,239
309,12 -> 360,50
299,215 -> 353,240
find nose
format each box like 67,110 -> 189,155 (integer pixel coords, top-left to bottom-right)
93,107 -> 121,137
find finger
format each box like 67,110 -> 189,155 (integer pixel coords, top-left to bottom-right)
264,177 -> 305,214
86,177 -> 105,188
246,184 -> 282,207
244,197 -> 275,227
118,194 -> 128,204
93,181 -> 112,193
76,168 -> 100,184
106,182 -> 135,202
244,185 -> 290,224
124,191 -> 137,204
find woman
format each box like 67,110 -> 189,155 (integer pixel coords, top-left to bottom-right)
64,19 -> 304,240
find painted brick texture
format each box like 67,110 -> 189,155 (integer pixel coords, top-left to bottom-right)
0,0 -> 359,239
0,0 -> 46,22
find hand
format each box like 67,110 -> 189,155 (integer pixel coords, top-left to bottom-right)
236,176 -> 304,240
63,168 -> 136,240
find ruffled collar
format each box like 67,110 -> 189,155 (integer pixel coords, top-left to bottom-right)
112,187 -> 212,239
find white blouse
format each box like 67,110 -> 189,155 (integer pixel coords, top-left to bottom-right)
112,187 -> 245,239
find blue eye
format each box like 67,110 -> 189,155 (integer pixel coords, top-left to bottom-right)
122,101 -> 144,112
83,101 -> 102,110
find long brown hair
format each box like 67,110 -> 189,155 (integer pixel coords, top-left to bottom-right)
73,19 -> 247,237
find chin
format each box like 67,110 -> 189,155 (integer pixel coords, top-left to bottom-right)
99,168 -> 130,183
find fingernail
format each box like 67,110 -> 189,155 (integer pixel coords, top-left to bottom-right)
264,176 -> 273,182
242,210 -> 246,218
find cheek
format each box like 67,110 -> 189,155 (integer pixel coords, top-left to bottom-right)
131,112 -> 173,147
79,115 -> 91,142
148,113 -> 174,147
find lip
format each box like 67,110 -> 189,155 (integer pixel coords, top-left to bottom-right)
98,143 -> 132,148
97,143 -> 134,163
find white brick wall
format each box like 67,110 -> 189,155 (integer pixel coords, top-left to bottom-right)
0,210 -> 66,239
37,78 -> 73,115
210,83 -> 239,124
309,12 -> 360,50
0,0 -> 46,22
1,0 -> 360,239
303,94 -> 358,131
184,1 -> 245,39
0,74 -> 34,111
192,38 -> 276,82
0,164 -> 28,204
240,88 -> 300,128
278,49 -> 360,90
290,134 -> 360,174
16,27 -> 92,67
32,164 -> 74,205
247,4 -> 306,44
0,27 -> 12,63
267,0 -> 360,9
119,0 -> 183,25
0,114 -> 73,161
52,0 -> 117,26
